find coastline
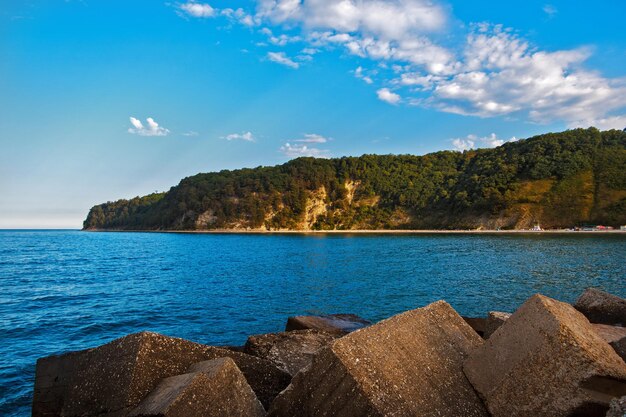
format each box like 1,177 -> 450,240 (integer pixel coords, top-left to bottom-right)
84,228 -> 626,235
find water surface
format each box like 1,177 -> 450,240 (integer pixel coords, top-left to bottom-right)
1,230 -> 624,415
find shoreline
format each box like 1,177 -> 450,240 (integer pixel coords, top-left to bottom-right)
84,228 -> 626,235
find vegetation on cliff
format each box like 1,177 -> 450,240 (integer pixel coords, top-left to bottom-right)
83,128 -> 626,230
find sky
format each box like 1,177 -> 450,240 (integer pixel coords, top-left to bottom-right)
1,0 -> 626,228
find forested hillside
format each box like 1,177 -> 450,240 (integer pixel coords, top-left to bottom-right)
83,128 -> 626,231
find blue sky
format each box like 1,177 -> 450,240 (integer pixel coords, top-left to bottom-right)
1,0 -> 626,228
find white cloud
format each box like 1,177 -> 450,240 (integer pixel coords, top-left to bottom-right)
280,142 -> 330,158
224,131 -> 255,141
221,8 -> 256,26
267,51 -> 300,68
174,3 -> 626,127
570,115 -> 626,131
354,66 -> 374,84
543,4 -> 557,18
377,88 -> 401,105
256,0 -> 447,40
179,2 -> 215,18
429,24 -> 626,124
182,131 -> 199,137
260,27 -> 301,46
294,133 -> 330,143
128,117 -> 170,137
450,133 -> 517,151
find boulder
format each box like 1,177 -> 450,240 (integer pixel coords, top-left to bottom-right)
285,313 -> 370,334
464,294 -> 626,417
606,396 -> 626,417
593,324 -> 626,362
269,301 -> 489,417
32,331 -> 290,416
575,288 -> 626,326
244,329 -> 337,376
462,316 -> 487,337
129,357 -> 265,417
484,311 -> 511,339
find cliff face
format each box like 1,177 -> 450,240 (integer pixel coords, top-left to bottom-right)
84,128 -> 626,231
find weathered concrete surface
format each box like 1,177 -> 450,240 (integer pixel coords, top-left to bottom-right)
244,329 -> 337,376
575,288 -> 626,326
129,358 -> 265,417
483,311 -> 511,339
606,396 -> 626,417
593,324 -> 626,362
464,294 -> 626,417
285,313 -> 371,334
462,316 -> 487,337
32,331 -> 290,416
269,301 -> 489,417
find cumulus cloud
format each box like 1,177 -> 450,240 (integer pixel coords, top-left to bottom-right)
570,115 -> 626,131
294,133 -> 330,143
224,131 -> 255,141
179,2 -> 215,18
174,2 -> 626,126
280,142 -> 330,158
267,51 -> 300,68
354,66 -> 374,84
377,88 -> 401,104
451,133 -> 517,151
128,117 -> 170,137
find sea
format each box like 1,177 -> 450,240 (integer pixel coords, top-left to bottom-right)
1,230 -> 624,415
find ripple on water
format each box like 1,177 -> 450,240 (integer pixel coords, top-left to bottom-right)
0,231 -> 624,415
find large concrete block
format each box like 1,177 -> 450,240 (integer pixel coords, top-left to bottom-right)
462,316 -> 487,337
32,331 -> 290,416
285,313 -> 371,334
575,288 -> 626,326
129,357 -> 265,417
483,311 -> 511,339
464,294 -> 626,417
593,324 -> 626,362
244,329 -> 337,376
269,301 -> 489,417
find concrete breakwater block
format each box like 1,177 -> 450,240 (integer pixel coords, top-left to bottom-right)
464,294 -> 626,417
483,311 -> 511,339
285,313 -> 371,334
129,357 -> 265,417
32,331 -> 290,416
268,301 -> 489,417
244,329 -> 338,376
575,288 -> 626,326
593,323 -> 626,362
462,316 -> 487,337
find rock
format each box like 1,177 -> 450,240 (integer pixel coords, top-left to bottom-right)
244,329 -> 337,376
269,301 -> 489,417
575,288 -> 626,326
285,313 -> 370,334
464,294 -> 626,417
593,324 -> 626,362
606,396 -> 626,417
462,316 -> 487,337
129,357 -> 265,417
32,331 -> 290,416
484,311 -> 511,339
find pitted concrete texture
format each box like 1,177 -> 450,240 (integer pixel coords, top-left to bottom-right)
483,311 -> 511,339
129,357 -> 265,417
464,294 -> 626,417
575,288 -> 626,326
285,314 -> 371,334
245,329 -> 337,376
32,331 -> 290,416
592,323 -> 626,362
269,301 -> 489,417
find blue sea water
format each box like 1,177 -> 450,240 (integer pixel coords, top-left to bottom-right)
0,230 -> 624,416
